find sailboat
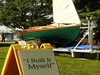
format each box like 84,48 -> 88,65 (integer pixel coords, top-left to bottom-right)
18,0 -> 81,46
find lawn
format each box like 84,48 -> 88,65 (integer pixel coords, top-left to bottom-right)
0,41 -> 100,75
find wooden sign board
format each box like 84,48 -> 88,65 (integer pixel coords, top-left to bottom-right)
18,50 -> 60,75
1,44 -> 60,75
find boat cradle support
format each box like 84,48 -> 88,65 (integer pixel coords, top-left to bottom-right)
71,18 -> 100,60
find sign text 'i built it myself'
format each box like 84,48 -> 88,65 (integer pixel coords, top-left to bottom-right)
22,58 -> 55,70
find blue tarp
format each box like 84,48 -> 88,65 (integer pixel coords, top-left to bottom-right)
66,45 -> 98,50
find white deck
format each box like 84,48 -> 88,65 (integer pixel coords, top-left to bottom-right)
71,49 -> 100,60
53,47 -> 100,60
53,48 -> 71,52
72,49 -> 100,53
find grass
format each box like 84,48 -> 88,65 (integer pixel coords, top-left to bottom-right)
55,53 -> 100,75
0,47 -> 8,73
0,41 -> 100,75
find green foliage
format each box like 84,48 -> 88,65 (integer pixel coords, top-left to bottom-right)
74,0 -> 100,24
74,0 -> 100,12
0,0 -> 53,29
79,9 -> 100,23
0,0 -> 4,7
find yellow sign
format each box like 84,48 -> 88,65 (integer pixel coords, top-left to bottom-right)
1,43 -> 60,75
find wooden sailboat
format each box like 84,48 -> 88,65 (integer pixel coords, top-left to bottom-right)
19,0 -> 81,46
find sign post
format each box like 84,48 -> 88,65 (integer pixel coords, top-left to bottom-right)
1,43 -> 60,75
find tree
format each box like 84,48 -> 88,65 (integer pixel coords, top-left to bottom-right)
0,0 -> 53,29
1,0 -> 100,29
74,0 -> 100,24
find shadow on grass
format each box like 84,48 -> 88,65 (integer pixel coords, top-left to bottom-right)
0,40 -> 16,47
0,44 -> 12,47
54,52 -> 72,58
